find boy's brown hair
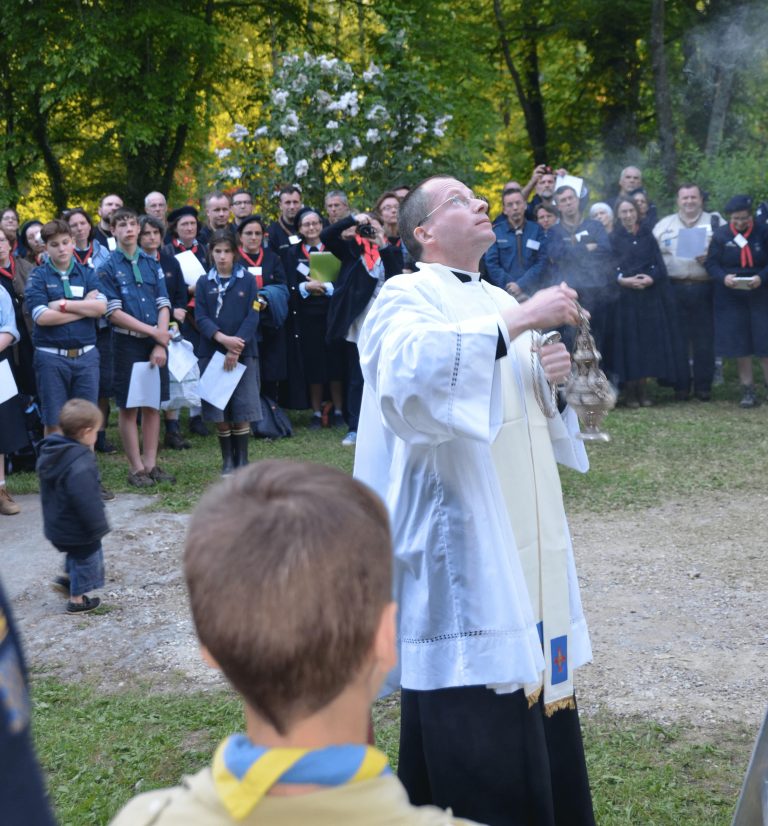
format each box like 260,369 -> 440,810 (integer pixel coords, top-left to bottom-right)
184,460 -> 392,735
59,398 -> 103,438
109,207 -> 138,228
41,219 -> 72,244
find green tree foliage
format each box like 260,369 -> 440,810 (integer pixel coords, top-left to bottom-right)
1,0 -> 767,215
217,45 -> 453,208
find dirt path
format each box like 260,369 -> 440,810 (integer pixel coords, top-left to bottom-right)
3,491 -> 766,728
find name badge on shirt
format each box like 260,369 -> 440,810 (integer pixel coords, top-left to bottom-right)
734,233 -> 748,248
296,262 -> 310,277
526,239 -> 541,251
70,285 -> 85,298
107,237 -> 117,251
288,235 -> 301,245
248,266 -> 263,277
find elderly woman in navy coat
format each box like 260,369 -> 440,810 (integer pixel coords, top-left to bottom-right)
610,197 -> 686,407
705,194 -> 768,408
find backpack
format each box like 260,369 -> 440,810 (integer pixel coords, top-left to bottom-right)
251,396 -> 292,440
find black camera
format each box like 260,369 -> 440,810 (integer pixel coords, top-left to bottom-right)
357,224 -> 376,238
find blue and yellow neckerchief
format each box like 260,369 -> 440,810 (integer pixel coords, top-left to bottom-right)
212,734 -> 391,821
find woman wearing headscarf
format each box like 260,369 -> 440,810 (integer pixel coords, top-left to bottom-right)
589,202 -> 614,235
705,195 -> 768,408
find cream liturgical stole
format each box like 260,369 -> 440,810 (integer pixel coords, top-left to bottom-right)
487,299 -> 574,714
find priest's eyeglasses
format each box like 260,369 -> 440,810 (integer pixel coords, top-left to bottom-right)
419,193 -> 488,225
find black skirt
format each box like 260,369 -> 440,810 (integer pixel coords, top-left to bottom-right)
0,357 -> 28,455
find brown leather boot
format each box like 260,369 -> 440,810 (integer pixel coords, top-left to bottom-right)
0,485 -> 21,515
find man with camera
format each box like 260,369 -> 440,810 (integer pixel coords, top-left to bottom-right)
323,212 -> 402,446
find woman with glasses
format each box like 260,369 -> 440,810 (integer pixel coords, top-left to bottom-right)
284,207 -> 344,426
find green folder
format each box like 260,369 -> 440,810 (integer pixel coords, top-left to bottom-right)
309,251 -> 341,283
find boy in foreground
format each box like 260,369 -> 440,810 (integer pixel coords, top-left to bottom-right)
111,460 -> 482,825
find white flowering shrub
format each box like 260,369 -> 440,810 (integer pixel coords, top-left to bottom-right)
215,49 -> 452,209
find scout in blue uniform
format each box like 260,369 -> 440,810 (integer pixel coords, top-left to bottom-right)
99,208 -> 176,488
24,219 -> 107,434
195,230 -> 262,474
705,194 -> 768,408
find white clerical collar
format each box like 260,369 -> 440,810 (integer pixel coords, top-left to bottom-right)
417,261 -> 481,283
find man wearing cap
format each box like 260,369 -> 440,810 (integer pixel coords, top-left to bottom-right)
653,183 -> 723,401
705,194 -> 768,408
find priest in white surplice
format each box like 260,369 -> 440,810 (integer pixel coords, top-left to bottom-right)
354,175 -> 597,826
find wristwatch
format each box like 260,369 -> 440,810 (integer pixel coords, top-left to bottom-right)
59,299 -> 67,313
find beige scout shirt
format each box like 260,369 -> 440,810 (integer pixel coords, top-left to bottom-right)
110,767 -> 483,826
653,210 -> 724,282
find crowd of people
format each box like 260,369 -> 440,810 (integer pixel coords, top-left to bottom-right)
2,164 -> 767,519
4,165 -> 762,825
487,164 -> 768,410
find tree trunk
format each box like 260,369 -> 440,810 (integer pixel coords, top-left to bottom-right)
704,62 -> 735,158
1,64 -> 19,205
31,102 -> 68,213
649,0 -> 677,186
492,0 -> 548,163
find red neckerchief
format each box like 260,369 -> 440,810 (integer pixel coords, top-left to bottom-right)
173,238 -> 199,255
356,236 -> 380,272
73,244 -> 93,266
239,248 -> 264,288
0,256 -> 15,281
730,221 -> 754,269
301,242 -> 324,259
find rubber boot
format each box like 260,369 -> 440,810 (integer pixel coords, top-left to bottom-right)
218,431 -> 234,476
638,380 -> 653,407
231,428 -> 250,468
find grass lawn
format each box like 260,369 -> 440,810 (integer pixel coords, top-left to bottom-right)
17,373 -> 764,824
33,680 -> 752,825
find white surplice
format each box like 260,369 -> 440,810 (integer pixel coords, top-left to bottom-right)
353,262 -> 592,698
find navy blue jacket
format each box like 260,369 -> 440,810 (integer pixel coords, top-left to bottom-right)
0,580 -> 57,826
36,435 -> 110,550
99,248 -> 171,326
194,266 -> 261,359
484,219 -> 547,292
705,223 -> 768,283
157,250 -> 189,311
546,218 -> 615,291
238,247 -> 290,331
25,260 -> 105,348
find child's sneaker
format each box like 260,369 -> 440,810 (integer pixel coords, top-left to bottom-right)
66,595 -> 101,614
51,575 -> 71,596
